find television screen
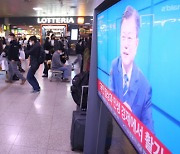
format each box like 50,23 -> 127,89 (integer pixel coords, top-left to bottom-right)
97,0 -> 180,153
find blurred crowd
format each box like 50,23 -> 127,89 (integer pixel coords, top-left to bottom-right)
0,33 -> 92,93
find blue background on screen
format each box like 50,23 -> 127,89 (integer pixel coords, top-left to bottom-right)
97,0 -> 180,153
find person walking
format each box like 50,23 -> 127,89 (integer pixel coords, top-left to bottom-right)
42,37 -> 51,77
63,37 -> 69,59
72,39 -> 84,71
25,36 -> 41,93
6,33 -> 26,85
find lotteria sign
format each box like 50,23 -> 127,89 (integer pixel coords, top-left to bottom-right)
37,17 -> 75,24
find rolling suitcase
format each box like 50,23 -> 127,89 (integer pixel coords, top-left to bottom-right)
70,111 -> 86,151
70,86 -> 88,151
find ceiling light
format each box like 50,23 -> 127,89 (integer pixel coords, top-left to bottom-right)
33,7 -> 43,11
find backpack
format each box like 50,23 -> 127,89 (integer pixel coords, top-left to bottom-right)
38,46 -> 45,64
71,72 -> 89,109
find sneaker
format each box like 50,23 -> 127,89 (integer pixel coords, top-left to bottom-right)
62,78 -> 70,82
19,69 -> 25,73
5,80 -> 13,83
20,79 -> 26,85
13,75 -> 19,81
31,89 -> 40,93
42,74 -> 48,77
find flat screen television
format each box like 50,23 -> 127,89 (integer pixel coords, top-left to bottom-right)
97,0 -> 180,153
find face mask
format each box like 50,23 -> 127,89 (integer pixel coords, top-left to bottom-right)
24,40 -> 28,45
3,44 -> 6,49
29,42 -> 33,46
59,50 -> 63,55
8,38 -> 11,43
51,40 -> 54,46
19,40 -> 23,45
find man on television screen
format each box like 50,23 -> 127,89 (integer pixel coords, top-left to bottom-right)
110,6 -> 154,133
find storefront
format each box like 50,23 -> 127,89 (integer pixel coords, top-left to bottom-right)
0,16 -> 93,42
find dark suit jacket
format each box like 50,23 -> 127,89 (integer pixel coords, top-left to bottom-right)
53,39 -> 62,51
7,40 -> 20,61
110,57 -> 154,133
25,42 -> 40,67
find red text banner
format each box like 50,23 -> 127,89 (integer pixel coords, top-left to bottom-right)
97,80 -> 171,154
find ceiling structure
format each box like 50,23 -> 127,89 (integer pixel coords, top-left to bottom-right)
0,0 -> 96,17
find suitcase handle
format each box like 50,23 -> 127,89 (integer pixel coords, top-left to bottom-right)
80,85 -> 89,109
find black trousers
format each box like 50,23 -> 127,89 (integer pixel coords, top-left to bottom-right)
43,62 -> 49,75
27,65 -> 40,91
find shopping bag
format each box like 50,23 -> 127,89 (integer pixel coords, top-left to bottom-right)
19,49 -> 25,60
1,59 -> 8,71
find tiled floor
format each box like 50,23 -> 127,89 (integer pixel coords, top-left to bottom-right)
0,57 -> 82,154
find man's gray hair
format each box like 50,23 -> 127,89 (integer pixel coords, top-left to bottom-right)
121,6 -> 140,37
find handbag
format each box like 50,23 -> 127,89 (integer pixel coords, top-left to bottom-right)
19,49 -> 25,60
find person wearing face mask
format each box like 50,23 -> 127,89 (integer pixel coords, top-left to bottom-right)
6,33 -> 26,84
17,39 -> 26,73
63,37 -> 69,60
51,46 -> 71,82
50,34 -> 62,52
42,37 -> 51,77
72,39 -> 84,71
25,36 -> 41,93
50,34 -> 66,64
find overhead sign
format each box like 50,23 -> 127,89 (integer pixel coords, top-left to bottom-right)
37,17 -> 75,24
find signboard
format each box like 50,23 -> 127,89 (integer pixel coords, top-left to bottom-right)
37,17 -> 75,24
98,80 -> 170,154
7,16 -> 92,25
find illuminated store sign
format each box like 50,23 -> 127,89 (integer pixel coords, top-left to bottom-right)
37,17 -> 75,24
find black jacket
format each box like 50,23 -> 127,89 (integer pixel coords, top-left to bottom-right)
44,41 -> 52,60
7,40 -> 20,61
52,39 -> 63,51
76,43 -> 84,55
44,41 -> 51,51
25,42 -> 41,67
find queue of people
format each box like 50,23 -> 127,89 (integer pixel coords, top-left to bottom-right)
0,33 -> 92,93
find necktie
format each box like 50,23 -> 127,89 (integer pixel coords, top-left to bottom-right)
123,74 -> 128,101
